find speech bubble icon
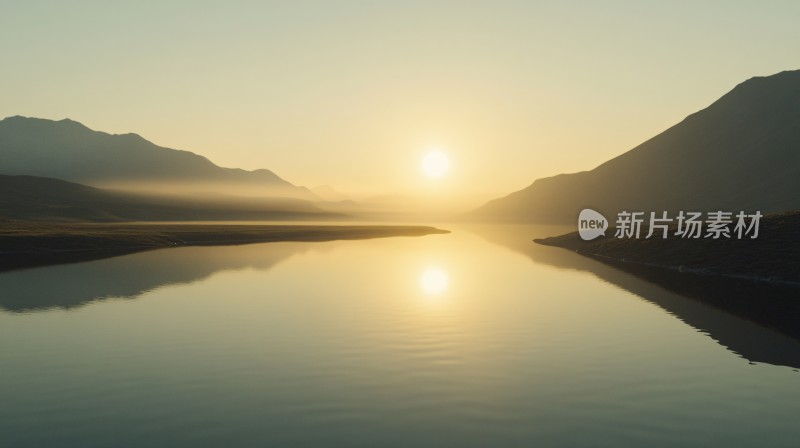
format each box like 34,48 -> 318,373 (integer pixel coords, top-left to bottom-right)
578,209 -> 608,241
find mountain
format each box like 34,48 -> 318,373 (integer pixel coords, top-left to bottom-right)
311,185 -> 350,202
0,174 -> 336,222
470,70 -> 800,223
0,116 -> 316,200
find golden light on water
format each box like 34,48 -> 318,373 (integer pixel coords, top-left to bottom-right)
422,150 -> 450,178
420,267 -> 449,295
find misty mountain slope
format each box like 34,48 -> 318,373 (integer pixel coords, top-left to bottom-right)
471,70 -> 800,223
0,175 -> 337,222
0,116 -> 316,200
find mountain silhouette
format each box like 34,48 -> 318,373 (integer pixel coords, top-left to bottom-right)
0,116 -> 316,200
0,174 -> 336,222
470,70 -> 800,222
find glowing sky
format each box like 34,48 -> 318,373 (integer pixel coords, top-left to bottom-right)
1,1 -> 798,205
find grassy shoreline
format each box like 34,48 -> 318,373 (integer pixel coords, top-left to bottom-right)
0,222 -> 450,272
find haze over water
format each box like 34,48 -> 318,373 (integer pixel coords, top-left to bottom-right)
1,225 -> 798,447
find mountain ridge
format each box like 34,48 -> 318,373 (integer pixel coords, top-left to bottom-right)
470,69 -> 800,223
0,116 -> 316,200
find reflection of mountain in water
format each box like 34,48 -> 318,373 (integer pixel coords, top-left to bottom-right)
468,224 -> 800,370
0,242 -> 313,312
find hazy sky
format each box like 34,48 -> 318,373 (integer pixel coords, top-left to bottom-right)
1,1 -> 798,204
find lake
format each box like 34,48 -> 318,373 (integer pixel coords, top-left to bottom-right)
1,224 -> 799,447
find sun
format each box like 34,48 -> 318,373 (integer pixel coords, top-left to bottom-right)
422,150 -> 450,178
420,267 -> 448,295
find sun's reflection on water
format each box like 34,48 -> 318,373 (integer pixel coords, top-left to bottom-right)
420,266 -> 449,296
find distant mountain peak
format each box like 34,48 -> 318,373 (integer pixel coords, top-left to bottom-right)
0,116 -> 317,200
311,185 -> 349,202
58,117 -> 87,126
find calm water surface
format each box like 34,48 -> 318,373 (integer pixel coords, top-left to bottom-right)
1,225 -> 798,447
